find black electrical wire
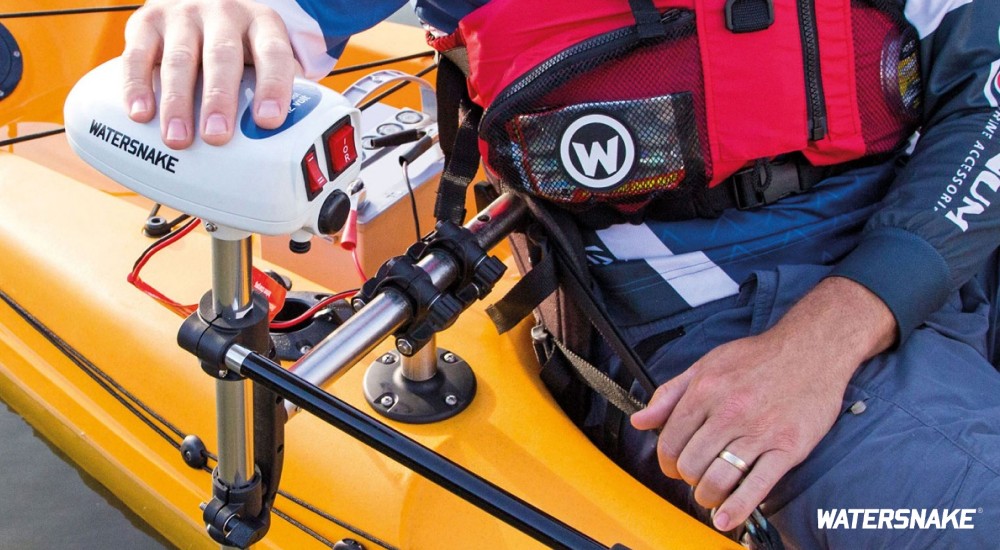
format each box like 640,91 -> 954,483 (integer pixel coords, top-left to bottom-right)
131,217 -> 199,271
0,128 -> 66,148
327,51 -> 435,77
0,5 -> 141,19
144,204 -> 192,237
400,161 -> 422,240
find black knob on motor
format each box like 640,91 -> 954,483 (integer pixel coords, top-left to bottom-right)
317,190 -> 352,235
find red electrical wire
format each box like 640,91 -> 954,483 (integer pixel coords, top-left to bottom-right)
128,218 -> 359,329
126,218 -> 201,317
269,289 -> 357,331
351,248 -> 368,282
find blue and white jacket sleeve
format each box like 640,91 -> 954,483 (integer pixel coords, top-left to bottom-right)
253,0 -> 408,79
831,0 -> 1000,341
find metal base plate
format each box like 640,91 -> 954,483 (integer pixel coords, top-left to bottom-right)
363,348 -> 476,423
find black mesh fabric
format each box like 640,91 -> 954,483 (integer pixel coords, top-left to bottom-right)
509,94 -> 702,213
480,10 -> 707,216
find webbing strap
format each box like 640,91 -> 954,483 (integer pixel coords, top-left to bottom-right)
434,53 -> 465,161
433,55 -> 483,224
551,336 -> 645,416
628,0 -> 667,39
524,198 -> 658,396
486,249 -> 558,334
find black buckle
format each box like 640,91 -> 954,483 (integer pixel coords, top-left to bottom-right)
730,160 -> 808,210
725,0 -> 775,33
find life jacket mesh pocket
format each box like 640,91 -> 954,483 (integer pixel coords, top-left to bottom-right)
481,10 -> 707,215
852,0 -> 922,155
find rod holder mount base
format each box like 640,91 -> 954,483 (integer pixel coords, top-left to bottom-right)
363,348 -> 476,423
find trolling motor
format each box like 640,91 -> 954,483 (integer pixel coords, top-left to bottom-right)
65,57 -> 366,548
65,59 -> 622,550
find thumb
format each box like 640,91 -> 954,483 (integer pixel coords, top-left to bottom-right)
630,370 -> 692,431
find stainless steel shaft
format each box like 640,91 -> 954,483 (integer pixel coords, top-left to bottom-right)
285,193 -> 526,415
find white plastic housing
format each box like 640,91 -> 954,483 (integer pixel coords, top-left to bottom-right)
64,57 -> 362,236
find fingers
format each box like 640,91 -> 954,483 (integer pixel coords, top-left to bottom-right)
120,0 -> 292,147
158,8 -> 203,149
246,9 -> 296,129
692,439 -> 757,509
712,450 -> 791,532
199,18 -> 245,145
631,369 -> 691,430
122,8 -> 163,123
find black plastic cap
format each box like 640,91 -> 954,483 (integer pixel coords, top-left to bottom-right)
289,239 -> 311,254
317,190 -> 352,235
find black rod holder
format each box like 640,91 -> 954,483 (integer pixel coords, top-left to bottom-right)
227,346 -> 609,550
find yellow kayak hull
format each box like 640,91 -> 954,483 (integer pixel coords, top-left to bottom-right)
0,3 -> 734,548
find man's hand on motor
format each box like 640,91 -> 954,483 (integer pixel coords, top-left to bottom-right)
122,0 -> 300,149
631,276 -> 897,533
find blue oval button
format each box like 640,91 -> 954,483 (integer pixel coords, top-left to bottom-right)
240,83 -> 321,140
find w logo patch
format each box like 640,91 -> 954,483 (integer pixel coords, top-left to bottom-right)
559,114 -> 636,190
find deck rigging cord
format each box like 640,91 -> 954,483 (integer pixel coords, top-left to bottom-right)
327,51 -> 435,77
358,63 -> 437,112
0,128 -> 65,148
0,284 -> 396,549
1,58 -> 436,149
0,6 -> 141,19
1,20 -> 439,544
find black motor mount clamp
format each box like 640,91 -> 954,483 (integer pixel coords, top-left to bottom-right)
353,219 -> 506,354
178,292 -> 272,380
202,468 -> 267,548
177,291 -> 285,549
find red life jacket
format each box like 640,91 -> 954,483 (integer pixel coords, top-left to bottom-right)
430,0 -> 922,218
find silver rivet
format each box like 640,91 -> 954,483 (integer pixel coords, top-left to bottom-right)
444,394 -> 458,407
442,352 -> 457,364
849,401 -> 867,415
218,369 -> 228,378
13,51 -> 20,58
351,298 -> 365,311
205,222 -> 218,232
379,394 -> 395,408
299,345 -> 312,354
380,353 -> 396,364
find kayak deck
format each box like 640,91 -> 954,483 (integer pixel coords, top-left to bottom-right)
0,4 -> 734,548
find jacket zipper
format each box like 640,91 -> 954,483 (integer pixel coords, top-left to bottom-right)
481,9 -> 692,133
798,0 -> 827,141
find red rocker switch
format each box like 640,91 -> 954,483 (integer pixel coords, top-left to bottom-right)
325,122 -> 358,178
302,145 -> 327,199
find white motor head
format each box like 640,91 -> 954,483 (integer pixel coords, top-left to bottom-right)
64,57 -> 362,237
